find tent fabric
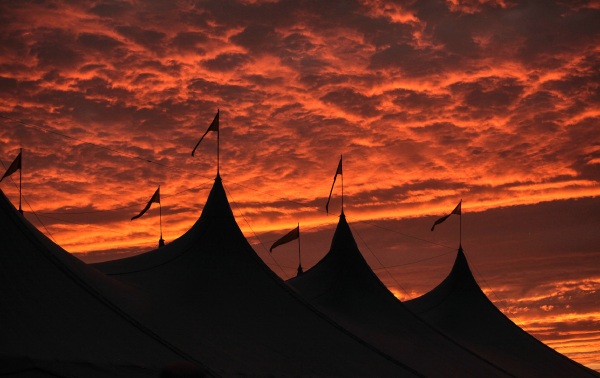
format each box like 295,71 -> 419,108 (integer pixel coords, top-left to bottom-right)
0,355 -> 164,378
0,188 -> 209,377
405,247 -> 599,378
94,175 -> 417,377
287,212 -> 513,377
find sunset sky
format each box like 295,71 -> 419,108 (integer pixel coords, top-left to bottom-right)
1,0 -> 599,371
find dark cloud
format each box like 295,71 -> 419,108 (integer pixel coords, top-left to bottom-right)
89,1 -> 134,17
75,77 -> 132,99
320,87 -> 380,117
299,73 -> 354,90
171,31 -> 208,53
188,77 -> 262,104
31,88 -> 135,127
79,63 -> 109,73
509,1 -> 600,67
565,117 -> 600,182
202,52 -> 251,72
282,32 -> 315,53
542,56 -> 600,104
449,77 -> 525,115
369,43 -> 462,76
29,28 -> 83,69
242,74 -> 286,88
77,32 -> 123,52
0,76 -> 18,94
230,24 -> 281,54
409,122 -> 478,148
115,25 -> 166,50
388,88 -> 453,114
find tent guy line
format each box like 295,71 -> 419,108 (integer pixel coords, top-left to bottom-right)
224,183 -> 292,280
351,221 -> 411,297
0,157 -> 57,243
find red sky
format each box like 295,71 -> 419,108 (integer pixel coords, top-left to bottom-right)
1,0 -> 599,371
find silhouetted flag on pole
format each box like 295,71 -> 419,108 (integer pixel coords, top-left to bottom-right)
431,200 -> 461,231
325,155 -> 343,214
269,225 -> 300,252
131,187 -> 160,221
191,110 -> 219,157
1,150 -> 22,182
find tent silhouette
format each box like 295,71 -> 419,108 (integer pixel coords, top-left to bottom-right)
405,246 -> 598,377
288,212 -> 513,376
0,188 -> 210,377
93,175 -> 417,376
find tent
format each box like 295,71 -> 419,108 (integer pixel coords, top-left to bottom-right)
405,246 -> 599,377
0,188 -> 210,377
94,175 -> 417,376
287,212 -> 514,376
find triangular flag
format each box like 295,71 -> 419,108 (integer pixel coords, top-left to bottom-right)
431,200 -> 461,231
192,110 -> 219,157
270,225 -> 300,252
325,155 -> 343,214
1,150 -> 22,183
131,187 -> 161,221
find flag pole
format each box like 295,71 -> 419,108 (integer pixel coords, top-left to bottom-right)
217,110 -> 220,175
18,148 -> 22,214
459,201 -> 462,248
297,222 -> 303,276
158,185 -> 164,248
340,154 -> 344,214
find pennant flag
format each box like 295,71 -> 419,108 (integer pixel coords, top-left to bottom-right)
1,150 -> 22,183
269,225 -> 300,252
431,200 -> 462,231
192,110 -> 219,157
131,187 -> 161,221
325,155 -> 343,214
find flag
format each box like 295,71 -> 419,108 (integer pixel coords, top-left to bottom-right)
325,155 -> 343,214
191,110 -> 219,156
131,187 -> 161,221
431,200 -> 461,231
0,150 -> 22,183
269,225 -> 300,252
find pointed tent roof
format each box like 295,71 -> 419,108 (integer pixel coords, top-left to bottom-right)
405,247 -> 599,377
94,175 -> 418,376
0,189 -> 209,377
287,212 -> 512,376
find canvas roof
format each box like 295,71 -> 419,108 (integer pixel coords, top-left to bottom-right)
287,212 -> 515,377
0,188 -> 210,377
94,175 -> 417,377
405,246 -> 599,377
